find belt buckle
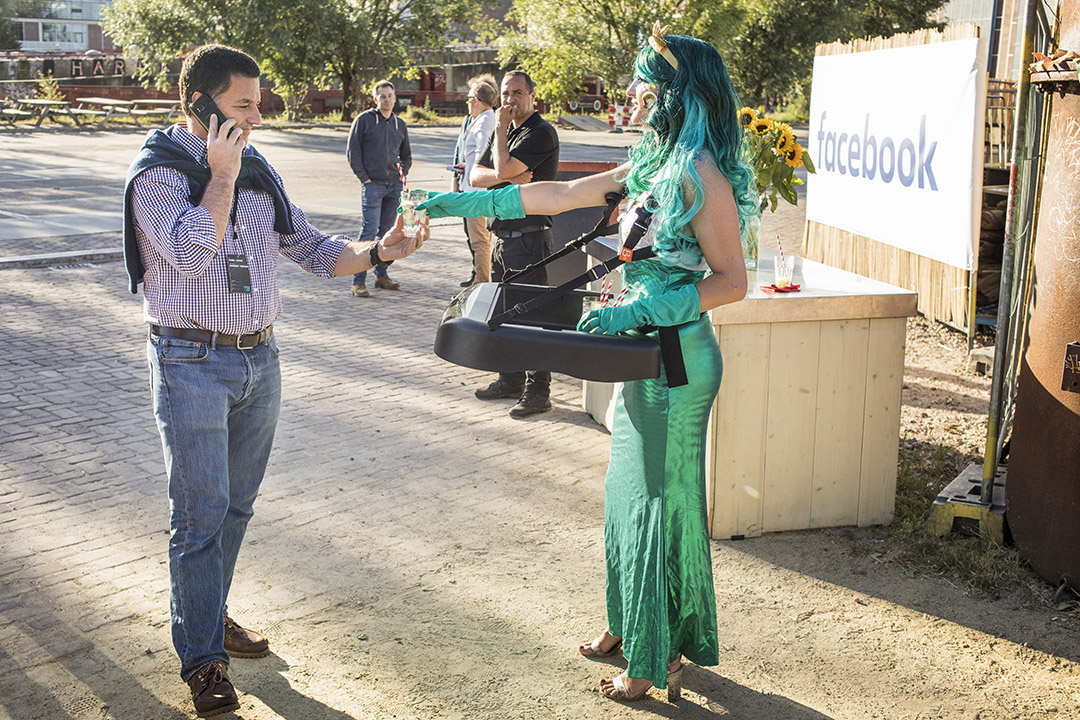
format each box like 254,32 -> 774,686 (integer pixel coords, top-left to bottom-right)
236,331 -> 260,350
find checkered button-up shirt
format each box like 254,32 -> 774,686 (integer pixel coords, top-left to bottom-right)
131,125 -> 349,334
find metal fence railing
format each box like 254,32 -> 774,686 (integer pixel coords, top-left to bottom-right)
985,79 -> 1017,169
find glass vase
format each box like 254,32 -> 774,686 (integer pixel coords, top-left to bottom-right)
742,214 -> 760,269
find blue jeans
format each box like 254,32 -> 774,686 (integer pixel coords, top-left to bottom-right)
147,332 -> 281,681
353,179 -> 402,285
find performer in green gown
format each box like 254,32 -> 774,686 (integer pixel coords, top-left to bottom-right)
419,23 -> 758,702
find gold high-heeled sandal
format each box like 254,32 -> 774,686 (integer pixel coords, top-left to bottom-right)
600,663 -> 683,703
601,673 -> 649,702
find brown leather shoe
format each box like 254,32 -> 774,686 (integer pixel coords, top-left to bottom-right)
224,615 -> 269,658
187,661 -> 239,717
374,275 -> 400,290
351,283 -> 370,297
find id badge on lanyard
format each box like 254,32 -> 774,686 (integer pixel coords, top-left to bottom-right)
226,253 -> 252,294
227,189 -> 252,294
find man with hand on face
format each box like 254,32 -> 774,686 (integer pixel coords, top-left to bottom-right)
470,70 -> 560,418
123,44 -> 427,718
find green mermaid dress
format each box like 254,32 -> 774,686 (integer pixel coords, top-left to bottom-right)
603,258 -> 722,688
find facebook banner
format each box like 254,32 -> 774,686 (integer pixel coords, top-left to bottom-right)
807,38 -> 985,270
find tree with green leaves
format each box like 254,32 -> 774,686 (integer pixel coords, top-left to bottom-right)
851,0 -> 946,40
322,0 -> 463,120
721,0 -> 945,108
499,0 -> 744,112
249,0 -> 339,119
103,0 -> 474,121
500,0 -> 945,112
102,0 -> 225,87
721,0 -> 848,109
0,0 -> 22,50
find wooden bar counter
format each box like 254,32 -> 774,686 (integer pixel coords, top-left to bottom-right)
582,248 -> 918,539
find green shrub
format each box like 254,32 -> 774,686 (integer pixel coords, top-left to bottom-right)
400,103 -> 437,123
36,71 -> 65,102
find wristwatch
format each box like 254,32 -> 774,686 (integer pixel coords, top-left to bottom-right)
369,242 -> 383,267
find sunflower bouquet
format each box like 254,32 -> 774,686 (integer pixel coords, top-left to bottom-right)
738,107 -> 816,213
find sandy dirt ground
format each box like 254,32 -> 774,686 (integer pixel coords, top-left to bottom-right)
4,249 -> 1077,720
0,127 -> 1077,720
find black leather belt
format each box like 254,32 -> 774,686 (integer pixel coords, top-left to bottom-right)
150,325 -> 273,349
493,225 -> 550,239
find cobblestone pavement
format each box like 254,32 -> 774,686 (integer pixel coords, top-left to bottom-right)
0,228 -> 618,719
9,232 -> 1078,720
0,124 -> 892,720
0,124 -> 631,718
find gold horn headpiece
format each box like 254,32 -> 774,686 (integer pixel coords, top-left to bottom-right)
648,21 -> 679,71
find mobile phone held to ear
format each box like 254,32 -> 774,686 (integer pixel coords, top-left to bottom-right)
189,93 -> 230,133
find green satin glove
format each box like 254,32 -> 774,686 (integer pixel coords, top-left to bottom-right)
578,284 -> 702,335
414,186 -> 526,220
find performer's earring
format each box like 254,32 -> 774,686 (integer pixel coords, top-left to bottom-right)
642,92 -> 656,110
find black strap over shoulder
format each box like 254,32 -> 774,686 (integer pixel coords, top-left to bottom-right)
487,191 -> 690,388
501,190 -> 626,284
489,191 -> 652,330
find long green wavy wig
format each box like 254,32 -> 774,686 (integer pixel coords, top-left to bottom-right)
621,34 -> 758,261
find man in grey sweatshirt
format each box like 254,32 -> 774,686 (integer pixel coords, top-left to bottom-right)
346,80 -> 412,296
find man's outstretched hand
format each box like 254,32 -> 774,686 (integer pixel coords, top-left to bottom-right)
378,212 -> 427,261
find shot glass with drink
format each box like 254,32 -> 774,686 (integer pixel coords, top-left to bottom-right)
400,189 -> 429,238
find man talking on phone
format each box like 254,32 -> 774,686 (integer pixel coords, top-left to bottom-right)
122,44 -> 427,717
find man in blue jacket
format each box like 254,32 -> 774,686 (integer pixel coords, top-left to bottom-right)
346,80 -> 413,296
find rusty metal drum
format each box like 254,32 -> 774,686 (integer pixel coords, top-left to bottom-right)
1008,4 -> 1080,591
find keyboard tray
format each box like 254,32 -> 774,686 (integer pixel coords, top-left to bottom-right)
433,282 -> 661,382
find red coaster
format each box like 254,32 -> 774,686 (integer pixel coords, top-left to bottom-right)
760,283 -> 801,293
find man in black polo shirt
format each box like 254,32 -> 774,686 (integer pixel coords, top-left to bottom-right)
469,70 -> 560,418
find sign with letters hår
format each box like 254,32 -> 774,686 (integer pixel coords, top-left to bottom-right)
806,38 -> 985,270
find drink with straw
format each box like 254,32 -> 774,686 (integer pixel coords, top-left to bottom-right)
396,162 -> 428,237
400,189 -> 429,230
774,234 -> 794,288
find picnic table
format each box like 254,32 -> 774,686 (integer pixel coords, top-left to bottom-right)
131,98 -> 182,125
17,98 -> 78,127
72,97 -> 135,128
0,101 -> 34,126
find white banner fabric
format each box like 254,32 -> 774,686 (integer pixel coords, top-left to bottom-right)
806,38 -> 985,270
